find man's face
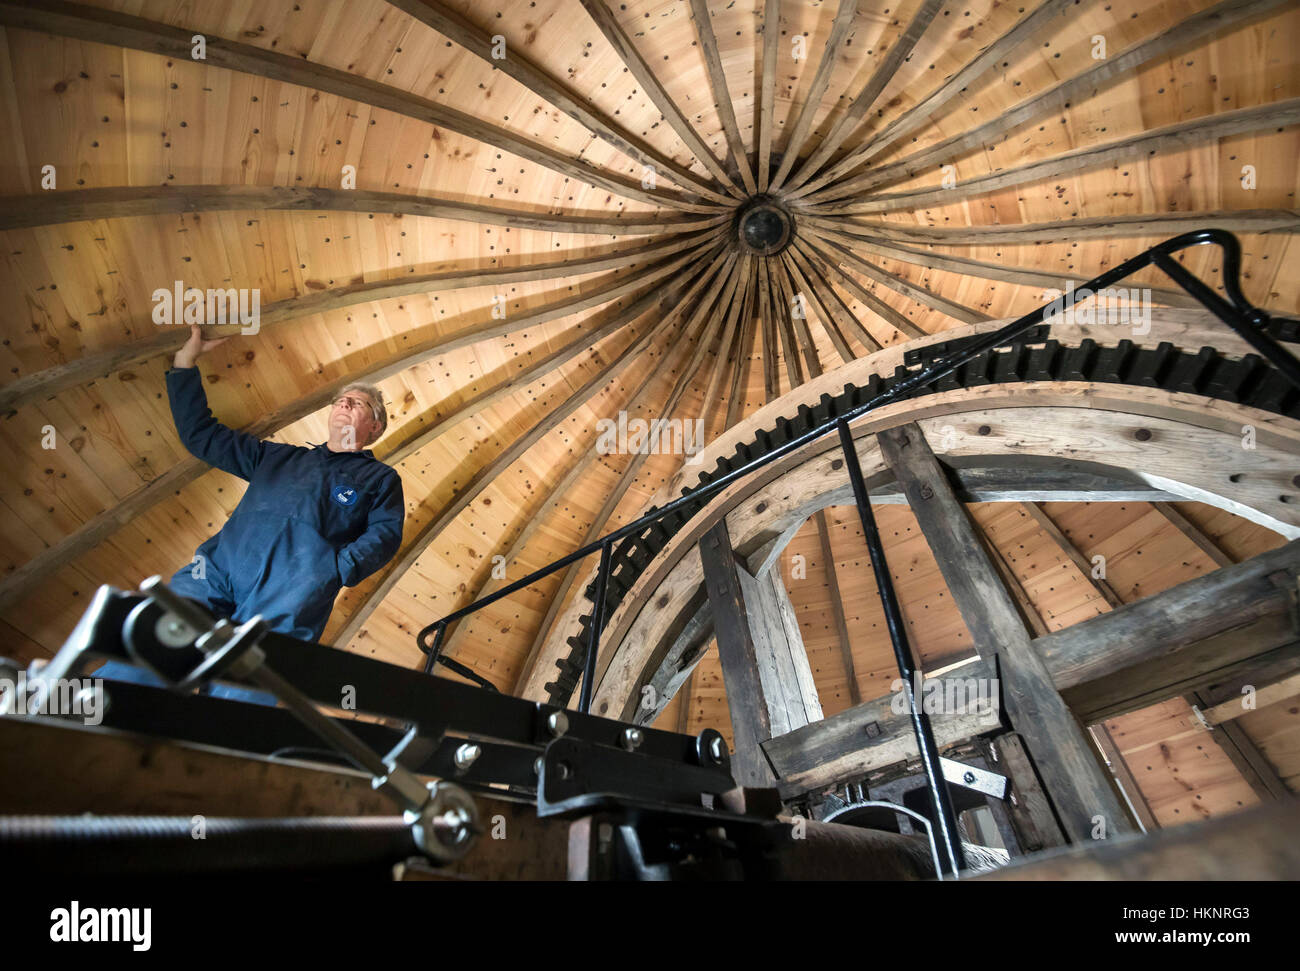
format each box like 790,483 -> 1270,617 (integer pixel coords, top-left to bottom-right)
330,392 -> 381,449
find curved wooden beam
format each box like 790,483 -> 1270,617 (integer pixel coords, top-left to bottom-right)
0,230 -> 717,414
803,226 -> 990,324
796,235 -> 927,339
725,260 -> 761,430
0,0 -> 715,213
806,99 -> 1300,211
382,247 -> 728,466
513,252 -> 744,692
0,242 -> 721,615
793,0 -> 1076,199
687,0 -> 758,195
771,254 -> 821,378
331,283 -> 709,645
0,185 -> 729,234
780,248 -> 855,364
821,210 -> 1300,247
780,0 -> 945,193
802,219 -> 1200,308
383,0 -> 734,205
787,238 -> 883,352
576,0 -> 745,199
433,253 -> 731,668
765,0 -> 859,193
756,0 -> 781,192
585,393 -> 1300,717
829,0 -> 1294,197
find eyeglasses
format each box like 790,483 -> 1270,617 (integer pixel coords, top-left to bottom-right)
331,396 -> 381,423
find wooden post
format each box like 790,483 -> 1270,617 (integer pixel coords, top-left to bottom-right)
699,520 -> 777,786
876,423 -> 1135,842
699,520 -> 823,785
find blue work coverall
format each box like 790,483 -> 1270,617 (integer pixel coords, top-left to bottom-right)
162,366 -> 405,643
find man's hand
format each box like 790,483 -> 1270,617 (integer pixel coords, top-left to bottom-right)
173,324 -> 232,369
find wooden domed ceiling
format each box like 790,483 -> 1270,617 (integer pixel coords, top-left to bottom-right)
0,0 -> 1297,699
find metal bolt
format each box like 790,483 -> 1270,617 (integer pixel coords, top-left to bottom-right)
621,727 -> 643,751
533,756 -> 543,776
454,743 -> 481,770
1134,428 -> 1152,442
709,736 -> 725,763
556,760 -> 573,781
919,484 -> 934,501
963,771 -> 976,785
547,710 -> 568,738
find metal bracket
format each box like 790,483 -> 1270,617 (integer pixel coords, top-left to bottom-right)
940,756 -> 1009,799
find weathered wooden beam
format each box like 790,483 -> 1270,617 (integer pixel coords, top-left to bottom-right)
1152,502 -> 1235,568
755,0 -> 780,192
787,241 -> 883,354
811,99 -> 1300,212
770,256 -> 823,378
804,229 -> 991,324
0,229 -> 717,415
699,520 -> 778,786
385,0 -> 733,204
781,250 -> 855,365
736,559 -> 824,739
0,184 -> 728,234
842,0 -> 1294,196
987,732 -> 1067,852
762,666 -> 1001,798
877,422 -> 1135,841
1188,688 -> 1291,801
1202,670 -> 1300,725
793,0 -> 1076,198
633,595 -> 712,729
577,0 -> 744,198
686,0 -> 758,195
824,210 -> 1300,247
975,800 -> 1300,881
0,0 -> 712,212
796,235 -> 927,340
512,254 -> 741,695
1021,502 -> 1125,609
782,0 -> 946,192
766,0 -> 859,193
1042,540 -> 1300,718
430,260 -> 725,667
814,510 -> 860,706
799,222 -> 1199,309
333,259 -> 726,645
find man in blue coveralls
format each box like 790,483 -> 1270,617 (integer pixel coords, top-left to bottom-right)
98,324 -> 405,701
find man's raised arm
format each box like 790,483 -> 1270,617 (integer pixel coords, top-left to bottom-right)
167,325 -> 265,480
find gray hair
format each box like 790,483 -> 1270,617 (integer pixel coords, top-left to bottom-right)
341,382 -> 388,443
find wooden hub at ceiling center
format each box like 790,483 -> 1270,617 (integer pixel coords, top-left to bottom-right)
736,198 -> 793,256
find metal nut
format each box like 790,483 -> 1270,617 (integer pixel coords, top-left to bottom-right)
454,742 -> 481,770
547,710 -> 569,738
621,727 -> 643,751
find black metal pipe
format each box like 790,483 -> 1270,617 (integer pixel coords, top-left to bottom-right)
578,541 -> 613,714
836,419 -> 966,876
414,230 -> 1300,653
421,622 -> 446,675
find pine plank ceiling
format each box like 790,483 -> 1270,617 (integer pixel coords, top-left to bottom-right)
0,0 -> 1297,727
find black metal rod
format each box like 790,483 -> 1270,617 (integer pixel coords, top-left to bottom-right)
836,419 -> 966,876
578,541 -> 613,714
414,230 -> 1300,652
421,622 -> 446,676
